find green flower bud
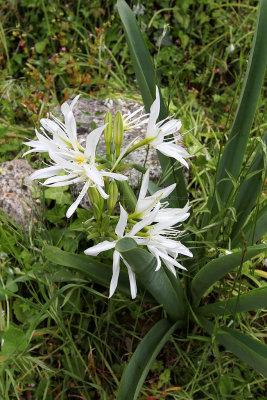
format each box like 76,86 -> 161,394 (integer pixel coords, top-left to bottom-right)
107,181 -> 118,213
113,111 -> 124,157
88,186 -> 104,217
92,203 -> 101,220
104,111 -> 112,155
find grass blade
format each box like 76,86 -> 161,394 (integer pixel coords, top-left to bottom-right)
191,244 -> 267,306
199,317 -> 267,377
116,319 -> 182,400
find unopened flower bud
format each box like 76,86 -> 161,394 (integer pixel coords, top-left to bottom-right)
107,181 -> 118,213
92,203 -> 101,220
113,111 -> 124,157
104,111 -> 112,155
88,186 -> 104,216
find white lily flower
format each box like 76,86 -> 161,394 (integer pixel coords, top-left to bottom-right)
85,198 -> 192,298
24,96 -> 128,217
146,87 -> 190,168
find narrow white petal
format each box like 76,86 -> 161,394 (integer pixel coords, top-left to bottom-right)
44,177 -> 83,187
156,143 -> 189,168
65,111 -> 78,149
70,95 -> 81,110
61,101 -> 70,116
84,240 -> 116,256
101,171 -> 128,181
66,182 -> 90,218
137,168 -> 150,203
155,248 -> 187,270
147,86 -> 160,136
115,204 -> 128,237
29,166 -> 63,180
44,173 -> 77,185
147,245 -> 161,270
96,185 -> 109,199
152,183 -> 176,202
109,250 -> 121,297
123,259 -> 137,299
84,125 -> 106,161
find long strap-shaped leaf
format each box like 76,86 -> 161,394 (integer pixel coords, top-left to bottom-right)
117,0 -> 187,207
116,318 -> 182,400
199,316 -> 267,377
43,245 -> 153,301
211,0 -> 267,217
191,244 -> 267,306
116,237 -> 186,322
231,133 -> 267,243
197,286 -> 267,316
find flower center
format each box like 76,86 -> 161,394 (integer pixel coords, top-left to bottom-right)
76,155 -> 84,164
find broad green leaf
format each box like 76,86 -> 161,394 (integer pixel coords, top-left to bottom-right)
0,324 -> 28,356
210,0 -> 267,217
231,133 -> 267,242
191,244 -> 267,306
116,237 -> 186,321
199,316 -> 267,377
116,319 -> 182,400
35,39 -> 48,53
117,0 -> 187,207
44,187 -> 72,205
43,245 -> 153,301
197,286 -> 267,316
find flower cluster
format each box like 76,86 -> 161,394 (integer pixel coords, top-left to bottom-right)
24,86 -> 192,298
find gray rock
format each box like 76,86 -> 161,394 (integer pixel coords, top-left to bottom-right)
0,160 -> 37,225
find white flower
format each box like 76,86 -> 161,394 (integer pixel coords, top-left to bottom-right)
146,87 -> 190,168
84,195 -> 192,298
24,96 -> 128,217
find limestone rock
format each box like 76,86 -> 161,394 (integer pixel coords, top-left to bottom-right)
0,160 -> 36,225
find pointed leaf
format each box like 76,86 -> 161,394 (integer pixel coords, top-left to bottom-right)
116,319 -> 182,400
191,244 -> 267,305
211,0 -> 267,216
197,286 -> 267,316
199,316 -> 267,377
116,237 -> 186,321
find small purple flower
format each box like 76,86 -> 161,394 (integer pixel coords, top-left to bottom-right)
70,37 -> 74,41
48,58 -> 52,61
55,53 -> 59,56
30,84 -> 34,87
49,95 -> 53,99
108,49 -> 112,54
65,3 -> 69,7
31,46 -> 35,50
89,33 -> 93,38
3,94 -> 7,99
61,47 -> 66,51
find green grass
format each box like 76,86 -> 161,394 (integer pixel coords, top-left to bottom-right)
0,0 -> 266,398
